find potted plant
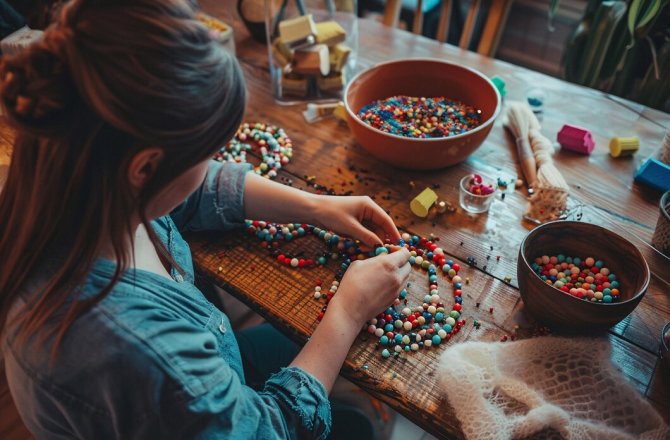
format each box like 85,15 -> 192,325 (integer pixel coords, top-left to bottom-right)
551,0 -> 669,112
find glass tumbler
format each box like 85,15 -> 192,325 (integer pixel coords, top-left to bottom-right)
459,175 -> 497,214
265,0 -> 358,105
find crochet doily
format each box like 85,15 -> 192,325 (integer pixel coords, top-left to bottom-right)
438,337 -> 669,440
524,186 -> 568,224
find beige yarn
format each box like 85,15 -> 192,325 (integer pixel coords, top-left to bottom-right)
438,337 -> 670,440
504,102 -> 570,223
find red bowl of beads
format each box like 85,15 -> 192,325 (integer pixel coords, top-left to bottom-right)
344,58 -> 501,170
517,221 -> 650,332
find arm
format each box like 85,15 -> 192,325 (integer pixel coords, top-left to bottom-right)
289,248 -> 411,392
244,173 -> 401,249
170,160 -> 251,232
172,162 -> 400,248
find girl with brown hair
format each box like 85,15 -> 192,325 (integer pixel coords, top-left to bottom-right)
0,0 -> 410,438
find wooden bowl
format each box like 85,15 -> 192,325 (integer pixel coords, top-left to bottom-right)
344,58 -> 501,170
517,221 -> 650,332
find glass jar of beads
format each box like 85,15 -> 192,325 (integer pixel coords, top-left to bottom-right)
459,174 -> 497,214
265,0 -> 358,105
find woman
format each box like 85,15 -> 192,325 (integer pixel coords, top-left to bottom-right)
0,0 -> 410,438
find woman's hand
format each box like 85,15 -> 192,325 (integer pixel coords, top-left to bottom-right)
243,175 -> 400,249
312,195 -> 401,250
290,247 -> 411,392
328,247 -> 411,327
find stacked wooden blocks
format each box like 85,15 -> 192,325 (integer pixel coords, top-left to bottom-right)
272,14 -> 351,97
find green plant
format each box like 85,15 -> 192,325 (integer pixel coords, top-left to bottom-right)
552,0 -> 670,112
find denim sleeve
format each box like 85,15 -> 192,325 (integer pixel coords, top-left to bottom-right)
182,367 -> 332,440
170,160 -> 252,232
117,308 -> 332,439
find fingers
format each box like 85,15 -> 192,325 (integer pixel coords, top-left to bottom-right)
398,259 -> 411,280
349,221 -> 384,250
385,247 -> 410,268
363,199 -> 401,242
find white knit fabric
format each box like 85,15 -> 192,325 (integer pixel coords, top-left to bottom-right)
438,337 -> 670,440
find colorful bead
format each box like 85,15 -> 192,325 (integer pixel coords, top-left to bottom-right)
214,122 -> 292,179
532,254 -> 622,303
245,220 -> 470,359
356,95 -> 482,139
464,174 -> 495,195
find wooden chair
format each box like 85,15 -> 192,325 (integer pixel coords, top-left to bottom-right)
382,0 -> 513,56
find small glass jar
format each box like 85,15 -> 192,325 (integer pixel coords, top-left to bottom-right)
459,174 -> 497,214
265,0 -> 358,105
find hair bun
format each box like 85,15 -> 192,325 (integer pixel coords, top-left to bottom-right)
0,28 -> 79,134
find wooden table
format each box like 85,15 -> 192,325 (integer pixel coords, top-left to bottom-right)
1,2 -> 668,438
190,1 -> 670,438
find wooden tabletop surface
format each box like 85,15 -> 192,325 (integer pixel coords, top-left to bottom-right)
189,1 -> 670,438
0,2 -> 669,438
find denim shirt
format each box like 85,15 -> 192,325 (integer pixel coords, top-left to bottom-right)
2,161 -> 331,439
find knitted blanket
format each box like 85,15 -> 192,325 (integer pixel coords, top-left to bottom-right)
438,337 -> 669,440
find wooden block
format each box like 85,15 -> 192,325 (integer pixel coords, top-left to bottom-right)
329,44 -> 351,73
634,158 -> 670,192
333,102 -> 347,121
557,124 -> 595,155
315,21 -> 346,46
293,44 -> 330,76
271,38 -> 293,68
317,72 -> 344,92
278,14 -> 317,49
281,72 -> 309,96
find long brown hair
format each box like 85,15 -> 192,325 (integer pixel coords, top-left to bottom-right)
0,0 -> 245,355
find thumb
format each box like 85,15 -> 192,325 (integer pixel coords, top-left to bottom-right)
385,247 -> 410,267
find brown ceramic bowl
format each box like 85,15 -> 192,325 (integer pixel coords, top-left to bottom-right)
344,58 -> 501,170
517,221 -> 650,332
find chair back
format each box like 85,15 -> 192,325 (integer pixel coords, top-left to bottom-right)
382,0 -> 512,56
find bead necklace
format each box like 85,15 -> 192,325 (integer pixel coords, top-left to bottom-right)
245,221 -> 466,358
214,122 -> 293,179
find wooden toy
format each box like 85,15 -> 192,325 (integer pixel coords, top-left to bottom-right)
293,44 -> 330,76
315,21 -> 346,46
329,44 -> 351,73
557,124 -> 595,155
281,72 -> 309,96
278,14 -> 317,49
317,72 -> 344,92
609,136 -> 639,158
634,158 -> 670,192
271,38 -> 293,68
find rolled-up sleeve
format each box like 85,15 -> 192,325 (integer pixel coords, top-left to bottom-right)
170,160 -> 252,232
183,366 -> 332,440
149,319 -> 331,440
